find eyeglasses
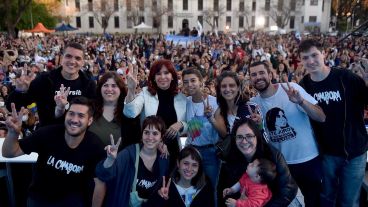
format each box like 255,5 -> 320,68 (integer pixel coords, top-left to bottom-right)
235,134 -> 256,142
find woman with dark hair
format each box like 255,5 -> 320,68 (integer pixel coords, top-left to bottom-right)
218,119 -> 297,207
276,63 -> 290,83
95,115 -> 170,206
124,59 -> 187,169
145,146 -> 214,207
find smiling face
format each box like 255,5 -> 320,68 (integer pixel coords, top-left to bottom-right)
65,104 -> 93,137
220,77 -> 239,102
101,78 -> 121,105
61,47 -> 84,80
249,64 -> 272,92
183,74 -> 201,96
142,125 -> 162,150
235,123 -> 257,159
177,155 -> 199,182
155,66 -> 173,90
300,46 -> 326,75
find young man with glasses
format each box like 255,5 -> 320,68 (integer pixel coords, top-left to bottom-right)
6,42 -> 96,126
248,61 -> 326,207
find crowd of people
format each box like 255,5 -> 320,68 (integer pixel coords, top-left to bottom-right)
0,30 -> 367,207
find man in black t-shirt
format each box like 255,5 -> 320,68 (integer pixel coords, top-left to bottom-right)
299,39 -> 368,207
2,97 -> 105,206
6,42 -> 96,127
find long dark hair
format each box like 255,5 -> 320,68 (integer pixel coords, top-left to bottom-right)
215,71 -> 249,132
94,72 -> 127,123
147,59 -> 179,96
173,146 -> 206,189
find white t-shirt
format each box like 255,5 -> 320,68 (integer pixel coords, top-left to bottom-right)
251,82 -> 319,164
175,183 -> 197,207
185,95 -> 219,146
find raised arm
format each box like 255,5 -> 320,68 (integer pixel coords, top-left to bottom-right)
2,103 -> 25,157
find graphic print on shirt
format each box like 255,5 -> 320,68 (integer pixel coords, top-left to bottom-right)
187,116 -> 204,141
312,90 -> 342,105
46,155 -> 84,174
265,107 -> 297,143
137,179 -> 157,189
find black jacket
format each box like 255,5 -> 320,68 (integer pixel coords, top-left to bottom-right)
300,68 -> 368,158
7,67 -> 96,126
144,180 -> 214,207
218,144 -> 297,207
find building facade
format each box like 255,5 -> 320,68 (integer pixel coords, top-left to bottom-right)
60,0 -> 331,34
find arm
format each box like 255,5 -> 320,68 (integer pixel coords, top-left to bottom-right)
212,108 -> 227,138
230,182 -> 241,193
92,178 -> 106,207
123,90 -> 145,118
297,100 -> 325,122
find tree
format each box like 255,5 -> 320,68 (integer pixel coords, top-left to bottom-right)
17,2 -> 57,30
263,0 -> 302,29
332,0 -> 368,31
0,0 -> 33,37
202,5 -> 226,32
151,4 -> 171,34
88,0 -> 117,34
236,5 -> 252,30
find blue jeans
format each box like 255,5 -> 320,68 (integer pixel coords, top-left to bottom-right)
196,146 -> 220,207
321,152 -> 367,207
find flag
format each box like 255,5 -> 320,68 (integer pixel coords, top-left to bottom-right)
197,20 -> 203,37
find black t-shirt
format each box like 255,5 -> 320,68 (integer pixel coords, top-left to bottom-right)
19,125 -> 105,202
136,155 -> 160,199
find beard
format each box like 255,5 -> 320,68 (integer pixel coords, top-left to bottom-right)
254,78 -> 270,92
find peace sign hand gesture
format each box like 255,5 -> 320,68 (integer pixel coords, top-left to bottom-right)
54,84 -> 70,109
158,176 -> 171,200
126,63 -> 138,91
105,134 -> 122,160
247,104 -> 262,125
203,97 -> 213,118
281,82 -> 304,105
5,103 -> 25,135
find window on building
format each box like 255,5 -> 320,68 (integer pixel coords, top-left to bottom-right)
214,0 -> 219,11
198,0 -> 203,11
89,16 -> 94,28
139,16 -> 145,24
322,0 -> 325,11
114,0 -> 119,11
153,0 -> 158,11
302,0 -> 305,5
309,16 -> 317,22
127,0 -> 131,11
198,16 -> 203,25
301,16 -> 304,23
168,0 -> 173,10
214,16 -> 219,27
183,0 -> 188,10
88,0 -> 93,11
227,0 -> 231,11
139,0 -> 144,11
277,16 -> 282,26
290,0 -> 296,11
101,1 -> 106,11
310,0 -> 318,6
127,16 -> 133,28
265,0 -> 270,11
277,0 -> 283,10
265,16 -> 270,27
252,1 -> 256,11
168,16 -> 173,28
76,16 -> 81,28
251,16 -> 255,27
239,16 -> 244,28
226,16 -> 231,27
239,1 -> 245,12
153,17 -> 159,28
114,16 -> 119,28
75,0 -> 80,11
290,16 -> 295,29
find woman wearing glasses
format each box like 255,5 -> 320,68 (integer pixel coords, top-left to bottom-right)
219,119 -> 297,207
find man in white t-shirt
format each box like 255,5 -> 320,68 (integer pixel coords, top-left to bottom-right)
249,61 -> 326,207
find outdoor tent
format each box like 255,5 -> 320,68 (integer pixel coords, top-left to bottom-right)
67,24 -> 78,31
25,23 -> 55,33
133,22 -> 152,29
55,23 -> 78,32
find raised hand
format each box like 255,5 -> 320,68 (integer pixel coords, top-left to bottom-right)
203,97 -> 213,118
281,82 -> 303,104
104,134 -> 122,160
126,63 -> 138,91
54,84 -> 70,109
247,104 -> 262,125
5,103 -> 25,135
158,176 -> 171,200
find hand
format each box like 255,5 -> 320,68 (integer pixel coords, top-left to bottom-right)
223,188 -> 233,198
158,176 -> 171,200
281,82 -> 303,104
164,122 -> 183,140
247,104 -> 262,125
126,63 -> 138,90
5,103 -> 25,135
54,84 -> 70,109
203,97 -> 213,118
104,134 -> 121,160
225,198 -> 236,207
158,142 -> 169,159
